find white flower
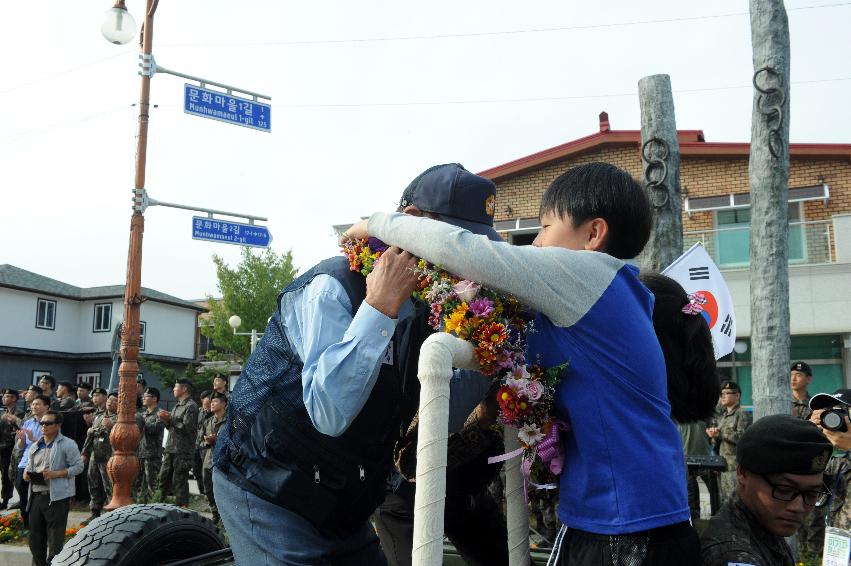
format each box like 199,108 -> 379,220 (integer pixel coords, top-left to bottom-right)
518,423 -> 545,447
510,365 -> 531,381
452,280 -> 481,303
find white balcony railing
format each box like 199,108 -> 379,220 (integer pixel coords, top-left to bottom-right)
684,220 -> 834,269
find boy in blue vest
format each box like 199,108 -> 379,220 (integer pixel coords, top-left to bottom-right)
214,164 -> 502,565
347,161 -> 700,565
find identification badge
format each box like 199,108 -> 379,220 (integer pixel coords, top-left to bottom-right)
823,526 -> 851,566
381,341 -> 394,365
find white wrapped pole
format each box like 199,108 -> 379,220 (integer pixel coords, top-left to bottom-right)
412,333 -> 477,566
504,426 -> 531,566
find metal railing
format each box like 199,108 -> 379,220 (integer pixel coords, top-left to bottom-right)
683,220 -> 834,268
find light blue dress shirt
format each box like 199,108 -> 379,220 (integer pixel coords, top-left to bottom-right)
18,416 -> 43,469
280,274 -> 491,437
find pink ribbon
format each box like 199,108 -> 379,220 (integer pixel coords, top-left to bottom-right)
536,420 -> 569,475
681,292 -> 707,316
487,446 -> 524,465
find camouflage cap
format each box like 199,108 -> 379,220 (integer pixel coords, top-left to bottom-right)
737,414 -> 832,475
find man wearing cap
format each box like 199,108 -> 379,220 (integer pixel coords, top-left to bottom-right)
194,390 -> 213,497
81,391 -> 117,521
201,392 -> 227,524
136,376 -> 146,410
791,361 -> 814,420
707,381 -> 752,504
1,388 -> 24,509
158,378 -> 198,508
214,163 -> 498,565
800,389 -> 851,555
137,387 -> 165,502
699,414 -> 833,566
76,383 -> 94,410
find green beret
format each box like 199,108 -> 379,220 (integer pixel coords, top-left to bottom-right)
737,414 -> 832,475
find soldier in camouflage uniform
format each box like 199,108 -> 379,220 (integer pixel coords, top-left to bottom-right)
791,361 -> 813,420
137,387 -> 165,503
193,391 -> 212,496
699,415 -> 833,566
201,392 -> 227,523
706,381 -> 751,504
158,379 -> 199,507
81,389 -> 115,520
1,388 -> 24,509
76,383 -> 94,410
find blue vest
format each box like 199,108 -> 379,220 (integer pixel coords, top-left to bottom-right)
527,265 -> 690,534
214,256 -> 429,536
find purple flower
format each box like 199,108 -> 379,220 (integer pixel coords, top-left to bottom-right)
468,297 -> 494,317
367,237 -> 389,253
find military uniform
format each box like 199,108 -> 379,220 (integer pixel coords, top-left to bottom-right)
792,393 -> 812,420
714,404 -> 752,503
137,407 -> 165,502
194,409 -> 211,496
201,413 -> 225,522
81,408 -> 114,515
159,397 -> 198,506
699,494 -> 795,566
1,405 -> 24,506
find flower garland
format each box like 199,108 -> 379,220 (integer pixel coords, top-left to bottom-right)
343,237 -> 567,481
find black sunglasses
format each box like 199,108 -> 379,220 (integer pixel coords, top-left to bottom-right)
39,421 -> 59,426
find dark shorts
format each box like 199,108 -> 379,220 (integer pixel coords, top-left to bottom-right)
554,521 -> 700,566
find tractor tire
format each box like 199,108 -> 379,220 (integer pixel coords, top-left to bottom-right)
53,503 -> 226,565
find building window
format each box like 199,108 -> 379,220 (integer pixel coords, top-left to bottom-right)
76,372 -> 101,389
93,303 -> 112,332
139,321 -> 146,351
35,298 -> 56,330
509,232 -> 537,246
32,370 -> 52,386
714,203 -> 804,268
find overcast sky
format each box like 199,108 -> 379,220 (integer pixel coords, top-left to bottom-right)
2,1 -> 849,301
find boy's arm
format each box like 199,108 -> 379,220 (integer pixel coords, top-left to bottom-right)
367,212 -> 623,327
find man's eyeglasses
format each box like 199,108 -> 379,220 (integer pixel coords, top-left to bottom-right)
39,421 -> 59,427
760,474 -> 831,507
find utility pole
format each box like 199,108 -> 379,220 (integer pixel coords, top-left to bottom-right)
104,0 -> 156,510
748,0 -> 791,420
638,74 -> 683,271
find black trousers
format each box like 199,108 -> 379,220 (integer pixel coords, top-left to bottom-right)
28,493 -> 71,566
555,521 -> 700,566
374,483 -> 508,566
0,446 -> 13,502
14,467 -> 29,524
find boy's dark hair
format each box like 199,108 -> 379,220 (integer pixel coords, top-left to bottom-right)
539,162 -> 652,259
33,394 -> 51,407
38,375 -> 57,389
640,273 -> 720,422
200,390 -> 212,400
45,410 -> 64,426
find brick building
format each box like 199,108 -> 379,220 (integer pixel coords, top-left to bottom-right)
479,112 -> 851,405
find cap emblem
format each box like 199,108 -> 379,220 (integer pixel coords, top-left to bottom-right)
485,195 -> 495,217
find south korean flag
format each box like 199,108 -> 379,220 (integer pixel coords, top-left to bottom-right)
662,242 -> 736,359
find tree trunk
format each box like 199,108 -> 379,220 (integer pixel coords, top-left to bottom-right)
637,74 -> 683,271
748,0 -> 791,420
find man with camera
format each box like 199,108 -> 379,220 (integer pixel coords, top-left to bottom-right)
804,390 -> 851,550
699,415 -> 833,566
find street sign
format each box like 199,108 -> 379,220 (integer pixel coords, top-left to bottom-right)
192,217 -> 272,248
184,84 -> 271,132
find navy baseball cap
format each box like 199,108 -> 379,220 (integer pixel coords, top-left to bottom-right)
810,389 -> 851,411
399,164 -> 500,241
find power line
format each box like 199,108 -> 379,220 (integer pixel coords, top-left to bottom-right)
267,76 -> 851,108
0,50 -> 134,96
0,105 -> 132,146
157,2 -> 851,48
3,76 -> 849,143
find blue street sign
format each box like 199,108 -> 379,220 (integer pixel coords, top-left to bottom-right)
192,217 -> 272,248
184,84 -> 271,132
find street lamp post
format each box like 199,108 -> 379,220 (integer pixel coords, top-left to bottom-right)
102,0 -> 156,510
228,314 -> 263,353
